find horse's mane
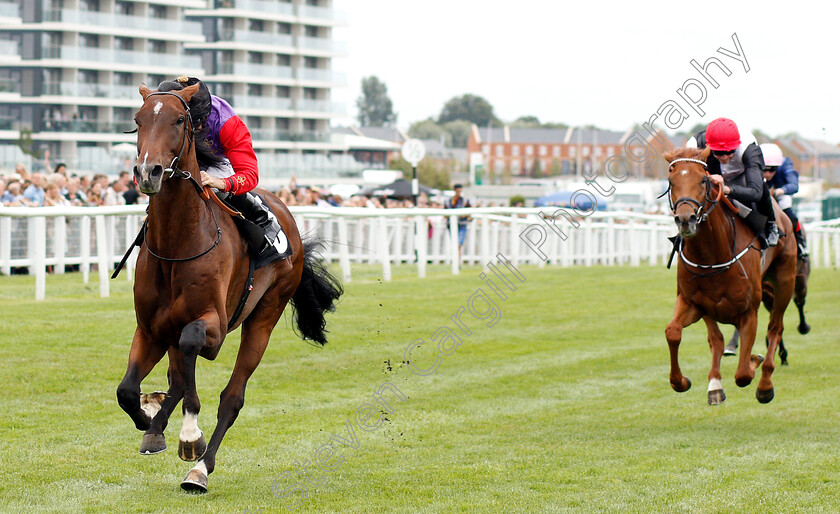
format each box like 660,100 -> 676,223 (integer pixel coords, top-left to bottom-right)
666,147 -> 705,161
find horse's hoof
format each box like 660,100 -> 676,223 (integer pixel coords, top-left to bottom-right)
671,377 -> 691,393
707,389 -> 726,405
179,434 -> 207,461
756,387 -> 775,404
139,433 -> 166,455
798,323 -> 810,335
180,468 -> 208,493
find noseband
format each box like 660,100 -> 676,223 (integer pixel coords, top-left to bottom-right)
665,158 -> 722,224
141,91 -> 196,180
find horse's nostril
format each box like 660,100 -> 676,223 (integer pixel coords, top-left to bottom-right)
674,216 -> 681,225
151,165 -> 163,177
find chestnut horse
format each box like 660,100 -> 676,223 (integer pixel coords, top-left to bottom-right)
663,148 -> 797,405
116,84 -> 342,492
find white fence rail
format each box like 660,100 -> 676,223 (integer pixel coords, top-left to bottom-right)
2,205 -> 839,300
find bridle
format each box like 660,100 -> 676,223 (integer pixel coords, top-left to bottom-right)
663,157 -> 723,224
135,90 -> 222,262
141,91 -> 197,180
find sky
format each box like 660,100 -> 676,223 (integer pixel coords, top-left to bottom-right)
331,0 -> 840,143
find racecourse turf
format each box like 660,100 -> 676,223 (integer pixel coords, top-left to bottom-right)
0,264 -> 839,513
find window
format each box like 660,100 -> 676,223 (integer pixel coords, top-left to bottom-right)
248,52 -> 263,64
305,25 -> 319,37
277,22 -> 292,34
115,1 -> 133,15
277,54 -> 291,66
304,56 -> 318,68
78,70 -> 98,83
570,147 -> 576,157
79,34 -> 99,48
539,145 -> 547,156
512,145 -> 520,157
148,40 -> 167,54
249,19 -> 264,32
495,145 -> 503,157
303,87 -> 317,99
275,118 -> 290,130
247,84 -> 262,96
526,145 -> 533,156
511,160 -> 520,175
114,107 -> 133,122
114,72 -> 132,86
80,0 -> 100,11
494,161 -> 503,174
303,119 -> 317,131
276,85 -> 290,97
583,146 -> 590,157
553,146 -> 561,157
481,144 -> 489,154
149,5 -> 167,18
114,37 -> 133,51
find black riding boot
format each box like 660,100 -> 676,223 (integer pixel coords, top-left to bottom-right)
784,207 -> 809,258
226,192 -> 284,256
758,182 -> 779,248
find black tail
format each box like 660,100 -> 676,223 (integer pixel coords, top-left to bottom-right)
290,237 -> 343,346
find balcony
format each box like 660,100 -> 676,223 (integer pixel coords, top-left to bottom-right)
42,46 -> 202,70
297,99 -> 343,113
248,129 -> 329,143
219,29 -> 293,48
232,95 -> 292,111
39,118 -> 134,134
0,77 -> 19,94
299,36 -> 345,53
233,0 -> 294,15
0,1 -> 19,19
297,68 -> 344,83
44,9 -> 203,38
297,4 -> 348,23
218,62 -> 293,79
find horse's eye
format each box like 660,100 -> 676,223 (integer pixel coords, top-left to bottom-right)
176,116 -> 185,125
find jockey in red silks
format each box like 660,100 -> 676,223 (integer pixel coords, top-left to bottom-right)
688,118 -> 780,248
157,76 -> 286,259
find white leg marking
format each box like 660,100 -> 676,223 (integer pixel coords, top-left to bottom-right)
193,461 -> 208,476
708,378 -> 723,392
180,412 -> 203,442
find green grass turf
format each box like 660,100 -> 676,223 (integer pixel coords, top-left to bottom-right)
0,264 -> 838,513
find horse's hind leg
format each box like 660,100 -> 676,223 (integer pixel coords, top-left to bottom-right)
183,301 -> 287,493
117,328 -> 167,431
795,257 -> 810,334
704,317 -> 726,405
665,294 -> 702,393
734,310 -> 763,388
759,274 -> 795,404
140,347 -> 187,455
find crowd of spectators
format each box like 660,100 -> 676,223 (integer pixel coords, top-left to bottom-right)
1,168 -> 497,210
0,162 -> 144,208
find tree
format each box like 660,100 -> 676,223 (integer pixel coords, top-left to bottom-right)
355,76 -> 396,127
438,94 -> 499,126
442,120 -> 472,148
388,156 -> 451,190
16,127 -> 42,159
408,118 -> 450,146
510,115 -> 541,129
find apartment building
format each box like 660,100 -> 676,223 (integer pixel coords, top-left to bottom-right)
0,0 -> 347,177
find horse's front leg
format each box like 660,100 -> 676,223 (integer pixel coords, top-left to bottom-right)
734,310 -> 763,387
182,300 -> 287,493
703,317 -> 726,405
139,347 -> 187,455
665,294 -> 702,393
177,318 -> 217,463
117,327 -> 167,431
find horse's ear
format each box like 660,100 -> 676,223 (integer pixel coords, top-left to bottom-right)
139,84 -> 152,100
178,83 -> 201,103
664,150 -> 675,164
699,147 -> 711,163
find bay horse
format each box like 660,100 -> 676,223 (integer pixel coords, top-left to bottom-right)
116,84 -> 343,492
663,147 -> 797,404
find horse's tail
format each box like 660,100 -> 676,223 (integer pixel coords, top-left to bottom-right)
290,237 -> 343,346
